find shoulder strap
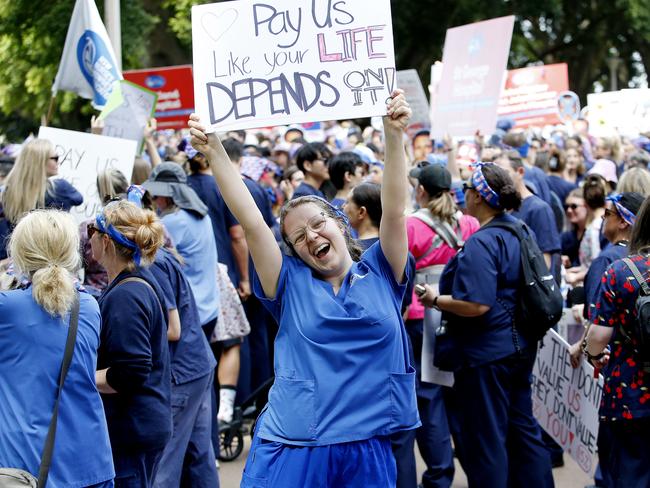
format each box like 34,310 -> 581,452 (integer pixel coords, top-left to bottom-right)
622,258 -> 650,296
37,292 -> 80,488
479,218 -> 527,241
116,276 -> 165,317
412,209 -> 464,253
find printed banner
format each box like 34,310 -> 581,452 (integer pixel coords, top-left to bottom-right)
497,63 -> 569,128
99,80 -> 157,152
38,127 -> 136,224
123,65 -> 195,130
52,0 -> 122,108
431,16 -> 514,138
396,69 -> 430,138
191,0 -> 396,132
532,329 -> 603,475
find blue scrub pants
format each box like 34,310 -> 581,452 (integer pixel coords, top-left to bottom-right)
598,417 -> 650,488
242,423 -> 396,487
154,372 -> 219,488
451,348 -> 553,488
113,448 -> 164,488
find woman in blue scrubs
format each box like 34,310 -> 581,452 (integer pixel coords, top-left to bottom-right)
188,91 -> 418,487
90,200 -> 172,488
418,163 -> 554,487
0,210 -> 114,487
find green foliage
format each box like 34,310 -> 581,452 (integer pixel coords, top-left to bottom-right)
0,0 -> 157,139
163,0 -> 215,48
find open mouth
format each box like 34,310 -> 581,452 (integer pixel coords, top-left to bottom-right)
313,243 -> 331,259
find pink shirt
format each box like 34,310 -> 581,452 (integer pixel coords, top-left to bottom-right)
406,214 -> 480,320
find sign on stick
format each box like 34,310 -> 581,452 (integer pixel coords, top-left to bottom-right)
191,0 -> 396,131
38,127 -> 136,224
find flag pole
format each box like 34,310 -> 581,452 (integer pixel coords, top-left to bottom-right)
44,93 -> 57,127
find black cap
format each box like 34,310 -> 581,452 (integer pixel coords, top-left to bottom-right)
619,192 -> 646,216
409,164 -> 451,197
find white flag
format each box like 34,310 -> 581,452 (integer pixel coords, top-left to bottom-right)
52,0 -> 122,109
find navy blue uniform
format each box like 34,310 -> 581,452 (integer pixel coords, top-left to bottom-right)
98,267 -> 172,486
292,181 -> 325,199
45,179 -> 83,211
436,213 -> 553,487
546,175 -> 576,205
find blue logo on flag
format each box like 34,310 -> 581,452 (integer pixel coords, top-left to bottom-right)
76,30 -> 120,107
145,75 -> 166,89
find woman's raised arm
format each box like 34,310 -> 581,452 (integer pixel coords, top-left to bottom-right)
380,90 -> 411,283
189,115 -> 282,297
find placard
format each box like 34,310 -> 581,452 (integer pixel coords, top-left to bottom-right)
191,0 -> 396,132
99,80 -> 158,152
497,63 -> 569,128
123,65 -> 195,130
532,329 -> 604,474
431,16 -> 514,138
38,127 -> 136,224
397,69 -> 430,138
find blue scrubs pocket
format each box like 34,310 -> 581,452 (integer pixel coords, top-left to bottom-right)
264,377 -> 317,441
389,367 -> 419,429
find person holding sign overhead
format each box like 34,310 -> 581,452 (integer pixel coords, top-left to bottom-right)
188,90 -> 418,487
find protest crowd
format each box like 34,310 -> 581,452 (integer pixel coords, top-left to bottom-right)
2,2 -> 650,488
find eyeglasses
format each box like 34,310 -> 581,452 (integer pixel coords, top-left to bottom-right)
564,203 -> 582,211
287,212 -> 327,247
87,223 -> 103,239
462,182 -> 474,193
49,155 -> 59,163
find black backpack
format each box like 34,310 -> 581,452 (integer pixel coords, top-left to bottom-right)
482,218 -> 563,340
621,257 -> 650,372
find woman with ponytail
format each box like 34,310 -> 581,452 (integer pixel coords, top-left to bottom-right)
89,200 -> 172,487
418,164 -> 554,487
0,210 -> 114,487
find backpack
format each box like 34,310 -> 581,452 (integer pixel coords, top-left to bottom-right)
482,218 -> 563,340
621,257 -> 650,372
411,209 -> 464,265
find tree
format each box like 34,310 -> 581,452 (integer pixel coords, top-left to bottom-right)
0,0 -> 157,139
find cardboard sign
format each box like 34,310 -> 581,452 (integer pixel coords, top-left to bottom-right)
497,63 -> 569,128
431,16 -> 514,138
532,329 -> 604,475
38,127 -> 136,224
191,0 -> 396,132
397,69 -> 430,138
123,65 -> 195,130
99,80 -> 157,152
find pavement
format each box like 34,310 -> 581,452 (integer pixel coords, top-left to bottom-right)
219,436 -> 593,487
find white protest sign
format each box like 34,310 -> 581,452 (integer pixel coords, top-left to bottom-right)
191,0 -> 396,132
586,91 -> 627,137
99,80 -> 158,153
396,69 -> 430,138
38,127 -> 136,224
531,329 -> 604,474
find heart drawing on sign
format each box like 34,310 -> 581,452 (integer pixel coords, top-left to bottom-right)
201,9 -> 239,44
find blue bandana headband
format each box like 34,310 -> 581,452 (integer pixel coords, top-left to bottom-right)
607,194 -> 636,226
471,163 -> 501,209
127,185 -> 145,208
96,211 -> 142,266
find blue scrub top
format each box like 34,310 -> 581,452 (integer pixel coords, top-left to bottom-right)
98,267 -> 172,451
253,242 -> 420,446
512,195 -> 561,254
162,209 -> 220,325
0,288 -> 114,486
547,175 -> 577,205
291,182 -> 325,200
150,248 -> 217,385
187,173 -> 240,286
584,242 -> 628,320
524,166 -> 552,205
438,213 -> 530,370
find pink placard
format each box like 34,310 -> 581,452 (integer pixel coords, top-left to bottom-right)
431,16 -> 514,138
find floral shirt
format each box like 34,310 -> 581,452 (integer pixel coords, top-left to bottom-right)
589,253 -> 650,421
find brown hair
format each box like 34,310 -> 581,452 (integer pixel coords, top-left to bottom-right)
480,164 -> 522,211
280,196 -> 362,261
102,200 -> 164,269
